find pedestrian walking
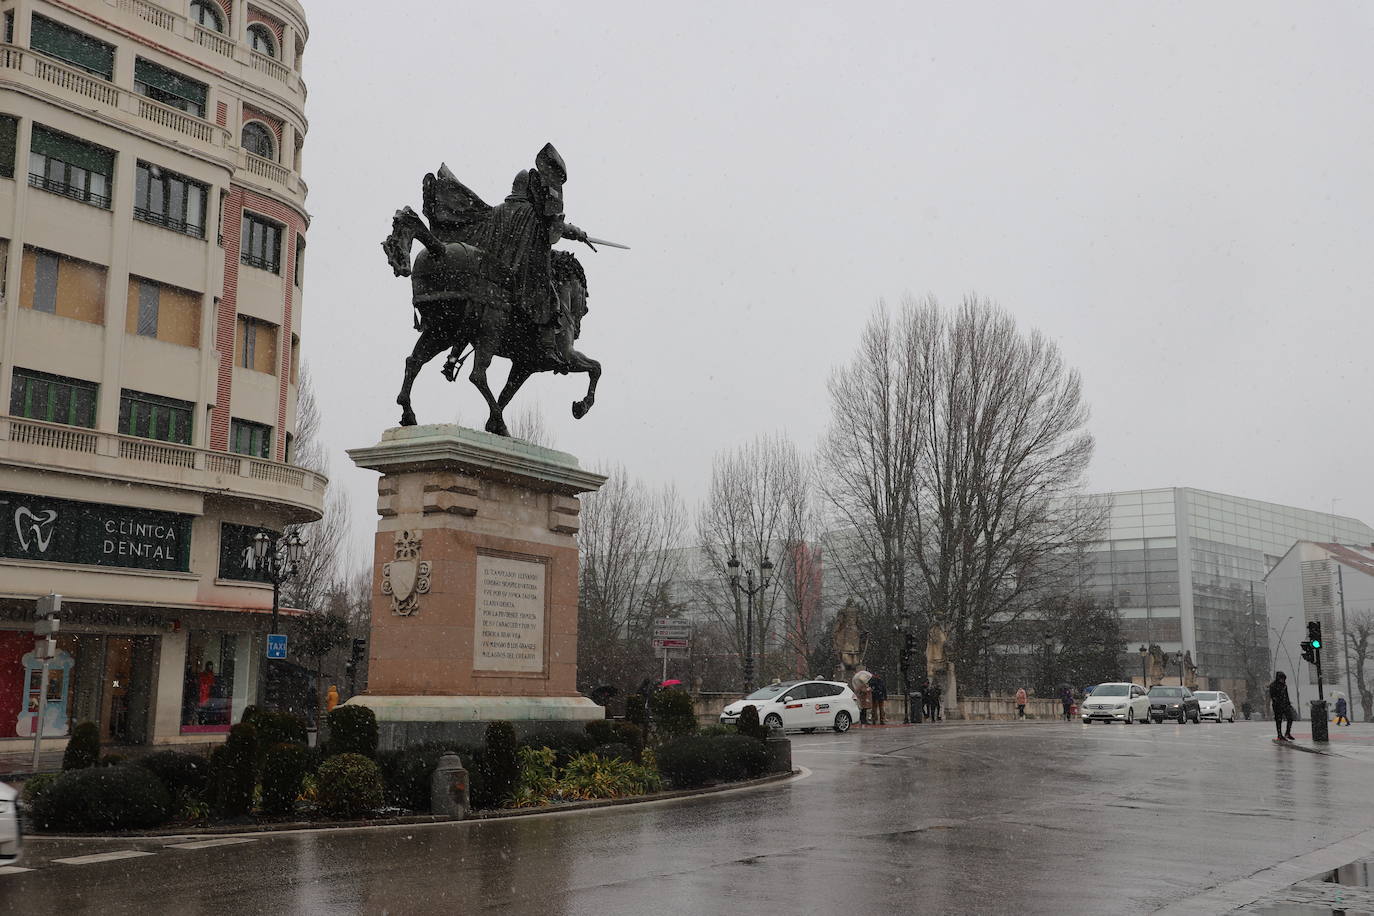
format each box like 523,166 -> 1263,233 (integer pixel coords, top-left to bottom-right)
920,680 -> 932,720
1060,686 -> 1073,721
1015,686 -> 1028,720
325,684 -> 340,713
1241,698 -> 1253,721
870,673 -> 887,725
1268,671 -> 1295,740
1334,695 -> 1351,726
857,679 -> 873,725
930,681 -> 943,721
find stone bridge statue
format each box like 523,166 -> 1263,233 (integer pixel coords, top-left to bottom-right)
832,600 -> 866,682
381,143 -> 628,436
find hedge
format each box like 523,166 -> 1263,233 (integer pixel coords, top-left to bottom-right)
316,752 -> 384,818
656,735 -> 770,788
325,706 -> 378,760
32,764 -> 171,831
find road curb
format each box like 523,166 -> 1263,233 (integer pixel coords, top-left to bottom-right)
28,768 -> 801,841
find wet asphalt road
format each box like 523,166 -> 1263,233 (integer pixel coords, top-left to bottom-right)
5,719 -> 1374,915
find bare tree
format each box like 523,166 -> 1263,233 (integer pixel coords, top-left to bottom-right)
577,463 -> 685,690
695,433 -> 809,687
509,403 -> 554,448
816,303 -> 928,691
1345,608 -> 1374,721
905,297 -> 1102,687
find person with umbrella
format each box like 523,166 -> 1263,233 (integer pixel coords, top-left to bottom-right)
853,670 -> 873,725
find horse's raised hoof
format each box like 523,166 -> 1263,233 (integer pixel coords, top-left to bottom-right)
571,399 -> 591,420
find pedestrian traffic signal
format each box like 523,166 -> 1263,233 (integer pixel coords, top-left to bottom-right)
1307,620 -> 1322,649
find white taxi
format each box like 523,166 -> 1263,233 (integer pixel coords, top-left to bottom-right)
1194,691 -> 1236,722
720,679 -> 860,733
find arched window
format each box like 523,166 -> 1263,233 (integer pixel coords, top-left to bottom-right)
190,1 -> 223,32
247,24 -> 276,58
241,122 -> 275,160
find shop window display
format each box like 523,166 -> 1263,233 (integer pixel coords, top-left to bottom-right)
181,631 -> 236,732
0,631 -> 89,738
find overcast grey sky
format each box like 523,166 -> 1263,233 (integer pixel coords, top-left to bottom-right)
298,1 -> 1374,560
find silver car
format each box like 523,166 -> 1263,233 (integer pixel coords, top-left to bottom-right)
0,781 -> 19,866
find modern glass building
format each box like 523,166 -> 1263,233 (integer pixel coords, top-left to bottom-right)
1085,488 -> 1374,698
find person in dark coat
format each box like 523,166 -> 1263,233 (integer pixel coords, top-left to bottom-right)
870,673 -> 887,726
929,681 -> 943,721
1060,686 -> 1074,721
1269,671 -> 1295,740
1334,695 -> 1350,726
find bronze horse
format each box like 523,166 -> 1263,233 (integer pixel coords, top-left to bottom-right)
383,206 -> 601,437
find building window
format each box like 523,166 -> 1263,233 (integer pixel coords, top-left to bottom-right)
293,233 -> 304,287
236,315 -> 278,373
10,368 -> 97,427
247,24 -> 277,58
118,390 -> 193,444
241,213 -> 281,272
30,15 -> 115,80
0,115 -> 16,179
134,162 -> 207,238
180,631 -> 237,733
229,418 -> 272,459
28,125 -> 113,209
125,277 -> 201,347
241,121 -> 275,160
134,58 -> 207,119
20,247 -> 107,324
190,0 -> 224,32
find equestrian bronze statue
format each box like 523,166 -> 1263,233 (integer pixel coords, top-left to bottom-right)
381,143 -> 626,436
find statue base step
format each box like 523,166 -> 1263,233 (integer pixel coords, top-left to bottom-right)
345,694 -> 604,750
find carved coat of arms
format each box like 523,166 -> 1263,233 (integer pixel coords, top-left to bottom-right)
382,529 -> 431,616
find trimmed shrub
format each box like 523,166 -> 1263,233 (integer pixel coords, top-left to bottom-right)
62,721 -> 101,771
736,705 -> 768,741
656,735 -> 770,788
210,722 -> 258,817
377,742 -> 464,812
698,724 -> 736,737
584,719 -> 617,745
97,754 -> 128,768
584,720 -> 644,761
32,764 -> 171,831
591,742 -> 635,763
316,752 -> 384,818
650,689 -> 698,738
244,709 -> 308,767
478,722 -> 519,809
325,705 -> 378,760
261,742 -> 311,817
138,750 -> 210,798
522,728 -> 596,767
21,773 -> 58,807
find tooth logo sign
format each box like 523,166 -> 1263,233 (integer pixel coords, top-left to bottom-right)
15,507 -> 58,553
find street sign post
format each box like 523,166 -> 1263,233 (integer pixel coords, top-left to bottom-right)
651,618 -> 692,681
32,593 -> 61,771
266,633 -> 288,659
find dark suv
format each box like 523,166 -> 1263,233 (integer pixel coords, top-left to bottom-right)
1146,686 -> 1200,724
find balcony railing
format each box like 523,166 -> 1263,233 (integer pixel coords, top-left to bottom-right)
113,0 -> 178,33
194,24 -> 236,59
28,173 -> 113,210
249,50 -> 290,84
1,415 -> 327,515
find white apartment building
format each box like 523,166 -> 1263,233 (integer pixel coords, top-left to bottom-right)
0,0 -> 319,752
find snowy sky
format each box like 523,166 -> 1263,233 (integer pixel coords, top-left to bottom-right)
297,1 -> 1374,561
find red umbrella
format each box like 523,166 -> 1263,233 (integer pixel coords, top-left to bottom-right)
660,679 -> 683,687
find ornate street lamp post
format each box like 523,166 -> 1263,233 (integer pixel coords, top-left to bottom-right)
246,529 -> 306,709
727,554 -> 773,694
1138,644 -> 1148,686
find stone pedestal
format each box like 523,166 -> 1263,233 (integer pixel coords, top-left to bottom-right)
345,425 -> 606,749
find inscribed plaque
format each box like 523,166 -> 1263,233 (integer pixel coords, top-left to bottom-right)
474,554 -> 546,672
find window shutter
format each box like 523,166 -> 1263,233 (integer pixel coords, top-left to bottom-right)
31,16 -> 115,80
30,126 -> 114,177
134,58 -> 208,111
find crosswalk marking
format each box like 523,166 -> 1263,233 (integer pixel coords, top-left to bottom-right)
54,850 -> 155,865
0,866 -> 32,875
166,838 -> 257,850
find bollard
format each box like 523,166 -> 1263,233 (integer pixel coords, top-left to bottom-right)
765,733 -> 792,773
431,752 -> 470,817
1310,701 -> 1329,743
909,692 -> 923,724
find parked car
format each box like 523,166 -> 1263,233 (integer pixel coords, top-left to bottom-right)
1147,686 -> 1200,723
1080,682 -> 1152,724
0,781 -> 19,866
720,679 -> 860,733
1194,691 -> 1236,722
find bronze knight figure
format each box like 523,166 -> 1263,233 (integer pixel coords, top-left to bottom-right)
381,143 -> 627,436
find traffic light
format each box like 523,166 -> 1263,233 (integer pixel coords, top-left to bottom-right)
1307,620 -> 1322,650
1301,640 -> 1316,665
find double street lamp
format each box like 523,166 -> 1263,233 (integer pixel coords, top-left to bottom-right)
727,554 -> 773,694
245,530 -> 306,709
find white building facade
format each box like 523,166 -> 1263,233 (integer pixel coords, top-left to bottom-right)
0,0 -> 317,752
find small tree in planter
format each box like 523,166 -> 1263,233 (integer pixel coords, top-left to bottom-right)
62,722 -> 101,770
